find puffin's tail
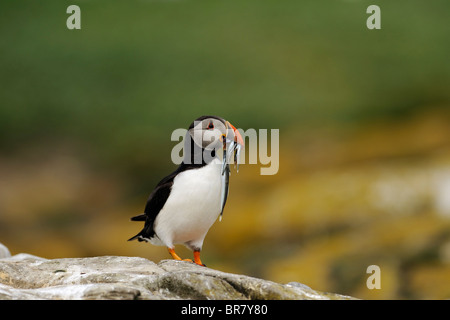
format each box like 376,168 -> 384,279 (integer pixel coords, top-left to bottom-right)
130,213 -> 146,221
128,213 -> 154,242
128,228 -> 148,242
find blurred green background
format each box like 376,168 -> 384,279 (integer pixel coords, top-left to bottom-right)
1,0 -> 450,299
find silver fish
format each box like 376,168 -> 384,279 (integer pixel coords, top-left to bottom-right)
219,139 -> 242,221
234,143 -> 241,172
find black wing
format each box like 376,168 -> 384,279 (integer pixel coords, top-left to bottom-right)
127,171 -> 177,242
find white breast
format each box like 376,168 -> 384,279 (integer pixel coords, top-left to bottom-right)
152,158 -> 223,250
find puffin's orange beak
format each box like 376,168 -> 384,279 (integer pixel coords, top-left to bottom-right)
226,121 -> 244,146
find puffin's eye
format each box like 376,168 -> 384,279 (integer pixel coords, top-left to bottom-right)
207,121 -> 214,130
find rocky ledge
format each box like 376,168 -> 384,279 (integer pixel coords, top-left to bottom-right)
0,253 -> 353,300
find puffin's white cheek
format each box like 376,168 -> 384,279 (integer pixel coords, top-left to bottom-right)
202,130 -> 222,150
189,128 -> 205,148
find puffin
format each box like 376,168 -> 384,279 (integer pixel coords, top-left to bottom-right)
128,116 -> 244,266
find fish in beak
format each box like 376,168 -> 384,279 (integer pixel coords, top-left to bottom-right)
222,121 -> 244,172
220,121 -> 244,221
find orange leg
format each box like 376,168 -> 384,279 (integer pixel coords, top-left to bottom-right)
193,250 -> 206,267
168,248 -> 192,262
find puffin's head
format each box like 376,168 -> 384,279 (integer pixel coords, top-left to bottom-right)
188,115 -> 244,150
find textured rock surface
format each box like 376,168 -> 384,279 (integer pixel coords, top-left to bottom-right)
0,253 -> 354,300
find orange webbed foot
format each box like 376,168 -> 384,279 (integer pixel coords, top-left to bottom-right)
194,250 -> 206,267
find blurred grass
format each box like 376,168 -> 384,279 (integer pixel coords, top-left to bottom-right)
1,0 -> 450,299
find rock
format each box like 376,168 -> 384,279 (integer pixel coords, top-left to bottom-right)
0,243 -> 11,259
0,254 -> 354,300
